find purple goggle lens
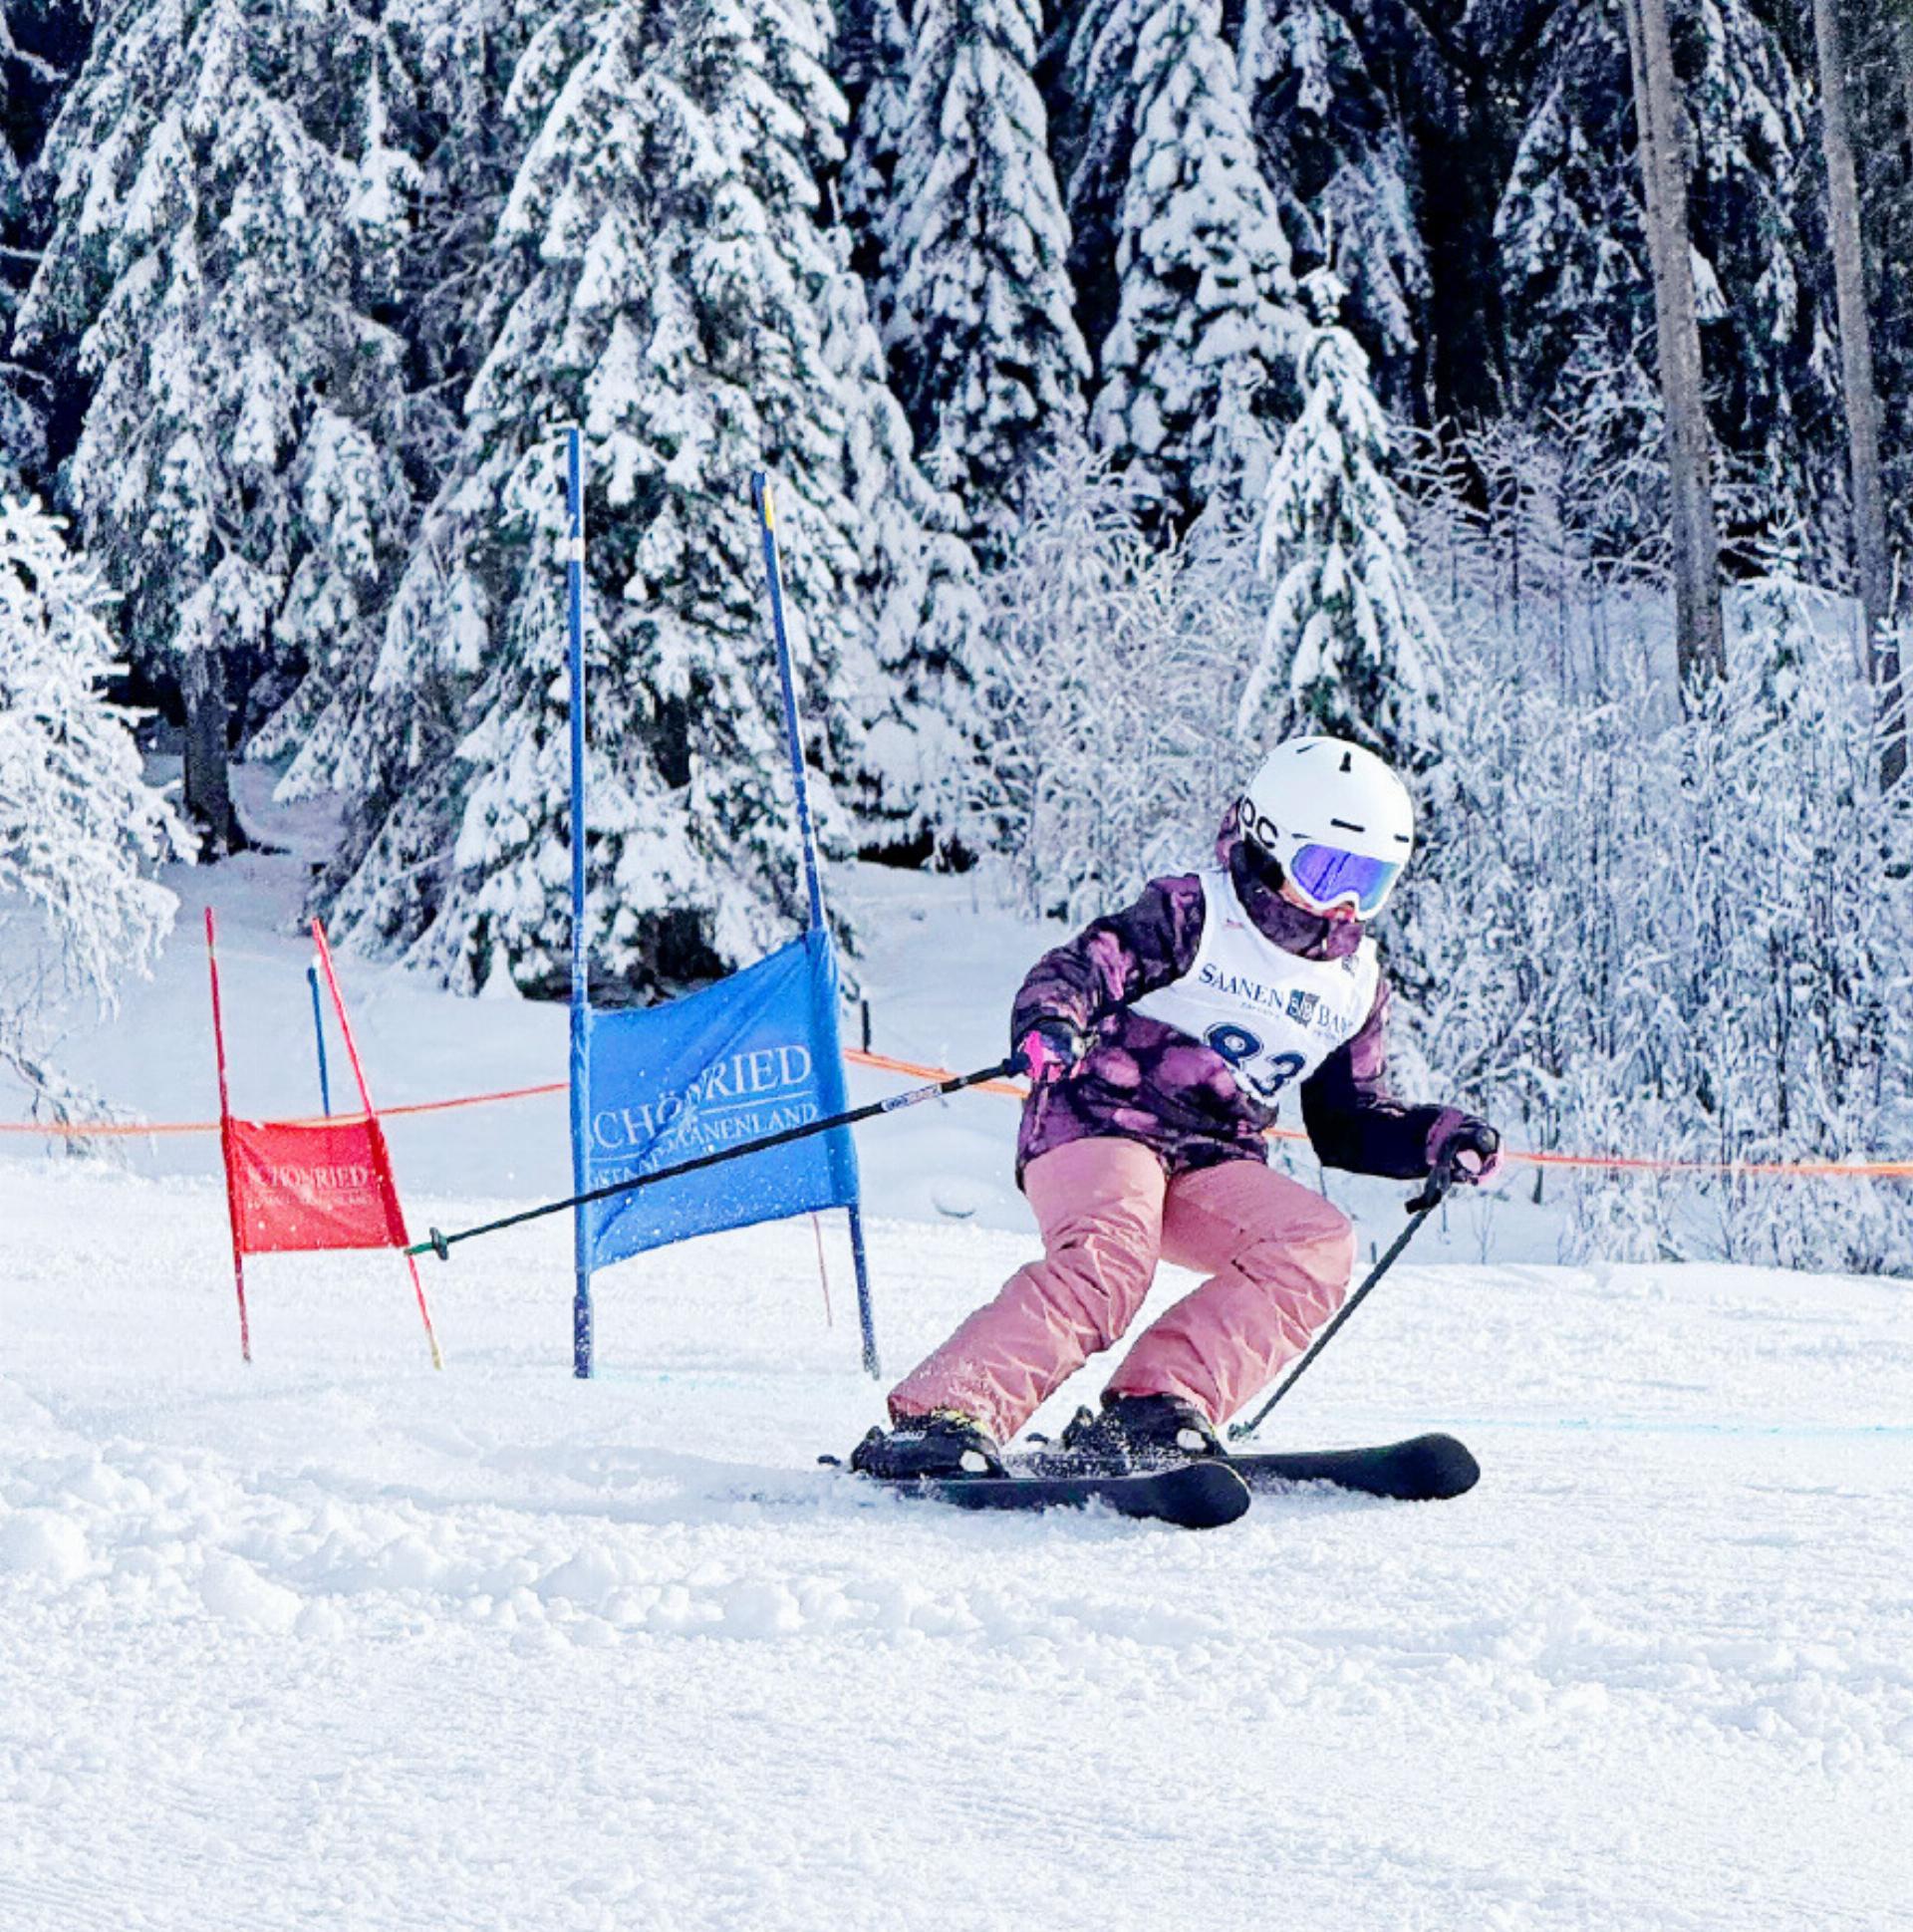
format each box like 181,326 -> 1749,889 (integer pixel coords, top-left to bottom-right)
1286,842 -> 1401,917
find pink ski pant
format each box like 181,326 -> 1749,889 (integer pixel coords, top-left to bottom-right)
889,1137 -> 1357,1443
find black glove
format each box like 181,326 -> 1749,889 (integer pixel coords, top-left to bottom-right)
1428,1115 -> 1503,1188
1014,1018 -> 1088,1085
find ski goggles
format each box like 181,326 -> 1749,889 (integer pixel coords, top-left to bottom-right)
1282,842 -> 1403,919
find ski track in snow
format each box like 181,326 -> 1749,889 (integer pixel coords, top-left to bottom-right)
3,1164 -> 1911,1931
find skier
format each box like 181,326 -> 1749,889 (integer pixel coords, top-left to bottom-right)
852,736 -> 1503,1480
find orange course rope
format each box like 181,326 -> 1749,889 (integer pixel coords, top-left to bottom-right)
3,1048 -> 1908,1178
850,1051 -> 1913,1178
0,1076 -> 570,1138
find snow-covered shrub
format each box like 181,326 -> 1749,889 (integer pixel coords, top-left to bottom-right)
1406,443 -> 1913,1272
1664,577 -> 1913,1271
0,497 -> 183,1124
975,446 -> 1256,921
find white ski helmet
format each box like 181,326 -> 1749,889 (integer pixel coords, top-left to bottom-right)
1236,736 -> 1415,920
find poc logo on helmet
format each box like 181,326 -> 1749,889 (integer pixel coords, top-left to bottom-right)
1237,795 -> 1282,853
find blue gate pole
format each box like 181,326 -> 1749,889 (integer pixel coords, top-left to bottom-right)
751,473 -> 826,933
565,426 -> 594,1378
750,472 -> 881,1378
843,1203 -> 881,1376
306,963 -> 332,1116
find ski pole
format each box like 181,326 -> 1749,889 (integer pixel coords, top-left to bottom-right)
1226,1165 -> 1455,1442
409,1055 -> 1023,1260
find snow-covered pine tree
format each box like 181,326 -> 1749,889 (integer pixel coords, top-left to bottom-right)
250,0 -> 550,798
1,2 -> 84,492
838,0 -> 912,329
2,19 -> 25,479
15,0 -> 414,852
0,494 -> 182,1118
1083,0 -> 1302,521
818,230 -> 984,843
1235,0 -> 1430,414
1495,4 -> 1662,495
379,0 -> 557,443
1,112 -> 33,489
1236,267 -> 1443,764
1812,0 -> 1906,787
668,0 -> 974,876
1687,0 -> 1841,562
1494,0 -> 1840,571
323,0 -> 975,1000
1843,0 -> 1913,569
869,0 -> 1088,547
1051,0 -> 1154,352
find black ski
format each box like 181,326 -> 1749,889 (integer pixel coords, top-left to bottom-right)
1015,1432 -> 1479,1503
861,1458 -> 1251,1529
1226,1433 -> 1479,1502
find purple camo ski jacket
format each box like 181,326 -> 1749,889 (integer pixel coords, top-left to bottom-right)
1010,812 -> 1469,1183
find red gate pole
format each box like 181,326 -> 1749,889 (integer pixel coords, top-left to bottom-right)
311,921 -> 443,1369
204,908 -> 252,1364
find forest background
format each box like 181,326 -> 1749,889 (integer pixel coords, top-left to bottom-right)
2,0 -> 1910,1268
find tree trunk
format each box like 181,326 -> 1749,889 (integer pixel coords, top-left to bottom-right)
1816,0 -> 1906,788
1622,0 -> 1726,697
180,648 -> 246,857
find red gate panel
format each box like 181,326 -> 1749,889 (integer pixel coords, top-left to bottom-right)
223,1115 -> 409,1254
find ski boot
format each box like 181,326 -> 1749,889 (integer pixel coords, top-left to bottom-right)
1055,1393 -> 1226,1472
849,1409 -> 1007,1481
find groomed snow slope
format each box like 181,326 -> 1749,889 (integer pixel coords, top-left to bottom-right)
4,1158 -> 1910,1932
4,814 -> 1911,1928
